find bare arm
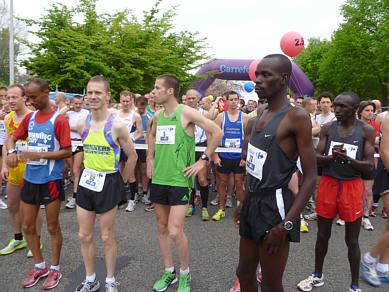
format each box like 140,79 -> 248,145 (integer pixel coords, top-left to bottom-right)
315,123 -> 334,166
146,112 -> 159,179
312,118 -> 321,136
208,96 -> 222,120
133,113 -> 143,141
380,115 -> 389,169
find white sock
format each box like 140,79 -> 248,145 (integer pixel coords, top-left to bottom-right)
180,267 -> 190,275
50,265 -> 60,271
376,263 -> 389,273
372,203 -> 379,207
35,262 -> 46,269
165,267 -> 174,273
86,273 -> 96,283
364,252 -> 377,264
237,201 -> 240,207
105,277 -> 115,284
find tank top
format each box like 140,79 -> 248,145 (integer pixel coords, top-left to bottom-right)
194,108 -> 207,144
0,108 -> 7,145
152,105 -> 195,188
135,112 -> 152,144
247,104 -> 297,192
67,109 -> 89,140
81,114 -> 120,172
322,120 -> 364,180
24,111 -> 63,184
220,111 -> 244,159
7,111 -> 31,150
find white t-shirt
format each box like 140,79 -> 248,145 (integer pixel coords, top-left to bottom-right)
315,112 -> 336,127
117,110 -> 136,139
67,109 -> 89,139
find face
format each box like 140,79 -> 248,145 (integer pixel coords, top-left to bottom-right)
54,93 -> 65,105
361,105 -> 374,121
136,103 -> 147,115
149,91 -> 155,107
320,97 -> 332,112
333,95 -> 357,122
227,94 -> 239,110
152,79 -> 172,104
120,95 -> 132,111
0,89 -> 7,106
255,58 -> 288,100
25,101 -> 35,111
25,83 -> 50,111
200,98 -> 211,111
155,103 -> 164,111
73,98 -> 83,112
312,99 -> 318,112
247,100 -> 256,112
185,90 -> 199,108
7,87 -> 25,111
86,81 -> 110,110
305,100 -> 316,114
296,98 -> 303,106
181,95 -> 186,104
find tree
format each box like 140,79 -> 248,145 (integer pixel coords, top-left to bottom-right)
21,0 -> 209,98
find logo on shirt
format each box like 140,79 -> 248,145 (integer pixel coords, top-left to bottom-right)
29,132 -> 52,144
264,134 -> 271,138
28,121 -> 35,131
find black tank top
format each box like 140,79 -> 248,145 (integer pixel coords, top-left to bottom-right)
322,120 -> 364,180
248,104 -> 297,192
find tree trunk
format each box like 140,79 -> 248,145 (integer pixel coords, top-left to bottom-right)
382,77 -> 388,107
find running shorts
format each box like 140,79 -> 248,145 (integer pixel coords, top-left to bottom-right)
316,175 -> 366,222
373,158 -> 389,196
21,179 -> 65,206
217,157 -> 245,174
136,149 -> 146,163
8,162 -> 26,186
195,141 -> 207,161
150,183 -> 192,206
119,149 -> 128,162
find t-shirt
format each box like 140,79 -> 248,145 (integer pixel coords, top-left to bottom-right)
67,109 -> 89,139
315,112 -> 336,127
13,111 -> 71,149
368,120 -> 380,137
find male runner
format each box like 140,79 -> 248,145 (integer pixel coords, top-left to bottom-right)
74,76 -> 137,292
7,78 -> 71,289
65,95 -> 89,209
147,74 -> 222,292
297,92 -> 375,292
234,54 -> 317,292
54,92 -> 68,116
0,86 -> 8,205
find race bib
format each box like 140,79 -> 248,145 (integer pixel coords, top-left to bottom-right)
0,121 -> 5,131
246,143 -> 268,180
26,146 -> 48,165
328,141 -> 358,160
15,141 -> 28,155
71,140 -> 83,152
79,168 -> 106,192
156,125 -> 176,145
225,138 -> 240,148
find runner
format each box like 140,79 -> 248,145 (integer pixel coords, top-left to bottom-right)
147,74 -> 222,292
297,92 -> 375,292
0,86 -> 8,207
234,54 -> 317,292
54,92 -> 68,116
7,78 -> 72,289
74,76 -> 137,292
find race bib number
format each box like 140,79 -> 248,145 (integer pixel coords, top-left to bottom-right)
26,146 -> 48,165
15,141 -> 28,155
0,121 -> 5,131
156,125 -> 176,145
328,141 -> 358,160
79,168 -> 106,192
246,143 -> 267,180
225,138 -> 240,148
71,140 -> 83,152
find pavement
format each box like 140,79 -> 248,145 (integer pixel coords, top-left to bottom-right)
0,186 -> 388,292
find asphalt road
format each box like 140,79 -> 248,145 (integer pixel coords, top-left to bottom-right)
0,187 -> 388,292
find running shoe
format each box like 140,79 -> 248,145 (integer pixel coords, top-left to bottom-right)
362,217 -> 374,231
226,195 -> 233,208
186,205 -> 195,217
75,279 -> 101,292
348,285 -> 362,292
381,207 -> 387,219
177,273 -> 191,292
229,278 -> 240,292
210,194 -> 219,206
125,200 -> 136,212
65,197 -> 76,209
212,209 -> 225,221
377,270 -> 389,283
42,268 -> 62,289
0,238 -> 27,255
27,243 -> 43,258
105,281 -> 119,292
297,273 -> 324,291
304,212 -> 318,221
336,219 -> 345,226
201,207 -> 210,221
145,203 -> 154,212
0,198 -> 7,209
153,270 -> 177,292
360,254 -> 380,286
142,195 -> 151,205
369,205 -> 377,217
22,266 -> 49,288
194,196 -> 202,205
300,219 -> 309,233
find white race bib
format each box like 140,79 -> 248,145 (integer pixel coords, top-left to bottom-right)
328,141 -> 358,160
26,146 -> 48,165
225,138 -> 240,148
246,143 -> 268,180
15,141 -> 28,155
156,125 -> 176,145
79,168 -> 106,192
71,140 -> 83,152
0,121 -> 5,131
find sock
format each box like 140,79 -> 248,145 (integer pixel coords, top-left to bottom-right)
376,263 -> 389,273
200,185 -> 209,208
86,273 -> 96,283
363,215 -> 368,219
14,233 -> 23,241
180,267 -> 190,275
129,182 -> 137,200
73,192 -> 77,199
50,265 -> 60,271
165,267 -> 174,273
105,277 -> 115,284
364,252 -> 377,264
35,262 -> 46,269
237,201 -> 240,207
190,188 -> 195,206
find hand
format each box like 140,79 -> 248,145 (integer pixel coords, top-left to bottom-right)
263,224 -> 288,255
239,159 -> 246,167
6,153 -> 19,168
1,166 -> 8,181
233,204 -> 243,229
213,154 -> 222,167
332,147 -> 348,164
183,159 -> 207,178
19,151 -> 43,162
215,96 -> 222,104
146,159 -> 154,179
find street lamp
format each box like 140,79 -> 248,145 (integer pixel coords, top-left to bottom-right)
9,0 -> 14,85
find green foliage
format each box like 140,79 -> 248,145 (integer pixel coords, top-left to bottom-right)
21,0 -> 208,98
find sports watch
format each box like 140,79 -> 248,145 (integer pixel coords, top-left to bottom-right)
200,153 -> 209,161
7,149 -> 17,155
282,220 -> 293,231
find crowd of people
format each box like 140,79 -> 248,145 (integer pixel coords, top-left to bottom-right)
0,54 -> 388,292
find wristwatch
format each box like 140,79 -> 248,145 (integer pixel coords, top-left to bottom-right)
346,157 -> 352,165
7,149 -> 17,155
282,220 -> 293,231
200,153 -> 209,161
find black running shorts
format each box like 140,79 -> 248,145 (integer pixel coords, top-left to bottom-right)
136,149 -> 146,163
150,183 -> 191,206
21,179 -> 65,206
373,158 -> 389,196
119,149 -> 128,162
216,157 -> 245,174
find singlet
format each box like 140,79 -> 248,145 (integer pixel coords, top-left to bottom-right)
220,111 -> 244,159
194,108 -> 207,145
0,108 -> 7,145
152,105 -> 195,187
117,110 -> 136,139
146,105 -> 155,116
247,104 -> 297,192
322,120 -> 364,180
315,112 -> 336,127
7,110 -> 31,147
81,114 -> 120,172
67,109 -> 89,140
135,112 -> 152,144
23,111 -> 64,184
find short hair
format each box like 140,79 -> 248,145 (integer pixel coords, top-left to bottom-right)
338,91 -> 360,107
88,75 -> 110,93
8,84 -> 25,97
296,96 -> 304,101
186,88 -> 199,96
55,92 -> 67,101
73,95 -> 83,100
136,96 -> 148,106
120,90 -> 135,99
157,74 -> 180,97
239,99 -> 245,106
318,91 -> 333,102
27,78 -> 49,91
225,91 -> 239,100
263,54 -> 292,81
248,100 -> 257,107
358,100 -> 376,118
302,97 -> 313,108
0,86 -> 7,91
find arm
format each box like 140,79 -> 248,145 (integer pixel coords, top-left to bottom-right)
315,123 -> 334,166
133,113 -> 143,141
312,118 -> 321,136
380,115 -> 389,169
211,113 -> 223,166
208,96 -> 222,120
146,112 -> 159,179
6,135 -> 18,168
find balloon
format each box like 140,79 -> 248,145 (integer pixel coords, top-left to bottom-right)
280,32 -> 305,57
248,59 -> 261,82
208,95 -> 214,101
244,82 -> 255,93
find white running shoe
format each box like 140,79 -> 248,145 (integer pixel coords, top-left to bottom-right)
210,194 -> 219,206
125,200 -> 136,212
362,217 -> 374,231
297,273 -> 324,291
360,253 -> 380,287
304,212 -> 318,221
226,195 -> 233,208
65,198 -> 76,209
0,198 -> 7,209
336,219 -> 345,226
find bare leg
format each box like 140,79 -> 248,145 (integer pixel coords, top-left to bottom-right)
314,216 -> 334,276
21,202 -> 41,263
77,206 -> 96,276
370,193 -> 389,260
99,206 -> 118,278
216,172 -> 229,210
6,183 -> 23,234
237,237 -> 260,292
154,204 -> 173,268
345,217 -> 362,288
168,205 -> 189,270
45,199 -> 62,266
233,173 -> 244,203
363,180 -> 374,217
72,152 -> 84,193
140,162 -> 149,191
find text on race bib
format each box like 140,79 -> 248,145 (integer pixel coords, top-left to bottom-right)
246,143 -> 268,180
156,125 -> 176,145
79,168 -> 106,192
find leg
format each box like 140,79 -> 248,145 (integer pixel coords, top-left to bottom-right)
140,162 -> 149,192
45,199 -> 62,266
217,172 -> 229,210
77,205 -> 96,277
370,193 -> 389,258
99,206 -> 118,278
363,180 -> 374,217
154,204 -> 173,268
345,217 -> 362,287
168,205 -> 189,270
236,237 -> 260,292
314,216 -> 334,276
36,208 -> 43,237
197,166 -> 209,207
72,151 -> 84,193
233,173 -> 244,204
21,202 -> 41,263
6,183 -> 22,234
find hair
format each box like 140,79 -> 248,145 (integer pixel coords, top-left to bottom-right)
73,95 -> 83,100
318,91 -> 333,102
248,100 -> 257,107
27,78 -> 49,91
338,91 -> 360,107
296,96 -> 304,101
136,96 -> 148,106
263,54 -> 292,81
302,97 -> 313,108
239,99 -> 245,106
55,92 -> 67,101
0,86 -> 7,91
8,84 -> 25,97
88,75 -> 110,93
157,74 -> 180,97
357,100 -> 376,118
224,91 -> 239,100
120,90 -> 135,100
186,88 -> 199,96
